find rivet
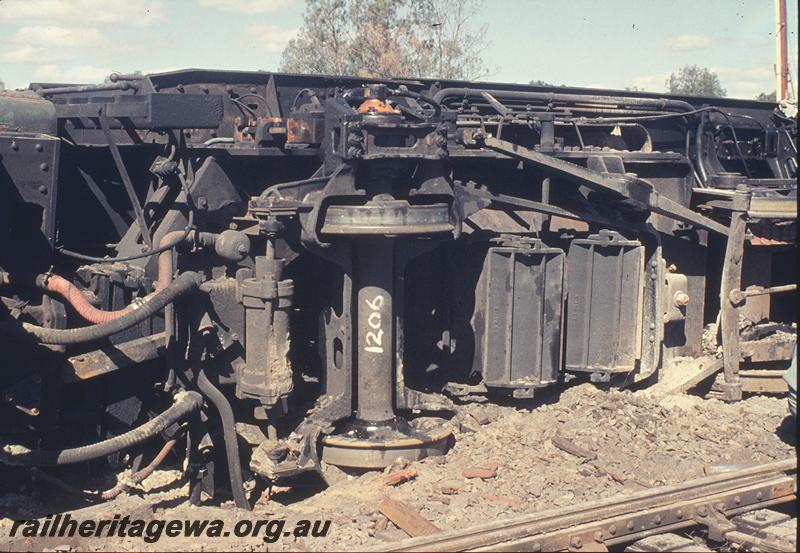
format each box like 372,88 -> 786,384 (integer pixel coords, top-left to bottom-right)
756,491 -> 763,500
35,143 -> 43,152
608,524 -> 617,535
177,84 -> 185,92
649,335 -> 655,342
570,536 -> 582,549
715,502 -> 725,512
650,260 -> 658,268
250,86 -> 257,93
675,509 -> 683,519
530,543 -> 541,552
698,506 -> 707,517
626,520 -> 634,530
734,495 -> 741,505
11,140 -> 19,151
40,162 -> 49,172
38,185 -> 48,195
653,515 -> 661,524
649,323 -> 656,330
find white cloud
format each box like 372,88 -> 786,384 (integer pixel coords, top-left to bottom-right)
197,0 -> 294,13
31,64 -> 112,84
630,65 -> 775,99
0,0 -> 163,26
713,64 -> 774,98
240,23 -> 298,54
628,73 -> 670,92
665,34 -> 713,51
1,26 -> 107,64
14,26 -> 106,48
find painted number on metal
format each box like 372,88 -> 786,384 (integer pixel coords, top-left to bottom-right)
364,295 -> 384,353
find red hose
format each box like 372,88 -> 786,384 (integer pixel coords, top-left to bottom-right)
44,230 -> 193,324
45,275 -> 133,324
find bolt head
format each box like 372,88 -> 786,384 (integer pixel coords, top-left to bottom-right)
570,536 -> 582,548
608,524 -> 617,535
35,143 -> 44,152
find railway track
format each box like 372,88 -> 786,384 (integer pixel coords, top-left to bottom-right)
380,458 -> 797,552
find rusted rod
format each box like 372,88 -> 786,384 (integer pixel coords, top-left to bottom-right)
741,284 -> 797,297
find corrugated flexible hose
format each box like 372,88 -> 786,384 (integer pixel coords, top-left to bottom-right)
0,391 -> 203,466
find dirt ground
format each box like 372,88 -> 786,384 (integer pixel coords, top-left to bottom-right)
0,374 -> 795,551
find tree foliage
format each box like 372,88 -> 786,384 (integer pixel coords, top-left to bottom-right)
665,65 -> 726,97
280,0 -> 492,80
755,91 -> 777,101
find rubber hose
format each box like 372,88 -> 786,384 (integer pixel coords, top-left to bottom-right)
101,438 -> 177,500
17,272 -> 200,345
197,368 -> 250,510
1,392 -> 202,466
42,274 -> 134,324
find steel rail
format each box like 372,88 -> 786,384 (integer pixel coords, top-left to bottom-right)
380,458 -> 796,552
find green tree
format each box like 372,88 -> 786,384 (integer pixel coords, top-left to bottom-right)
665,65 -> 726,97
280,0 -> 491,80
529,80 -> 553,86
755,91 -> 777,101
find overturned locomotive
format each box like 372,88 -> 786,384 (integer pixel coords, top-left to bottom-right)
0,70 -> 796,509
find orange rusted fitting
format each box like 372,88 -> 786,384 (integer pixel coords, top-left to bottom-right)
357,98 -> 400,114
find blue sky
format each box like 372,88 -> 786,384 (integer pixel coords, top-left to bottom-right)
1,0 -> 797,98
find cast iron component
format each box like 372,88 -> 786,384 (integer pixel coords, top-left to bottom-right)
565,230 -> 645,375
474,236 -> 565,395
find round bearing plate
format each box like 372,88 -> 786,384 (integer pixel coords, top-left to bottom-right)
321,418 -> 452,469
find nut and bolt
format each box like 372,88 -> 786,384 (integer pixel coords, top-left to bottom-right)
674,292 -> 690,307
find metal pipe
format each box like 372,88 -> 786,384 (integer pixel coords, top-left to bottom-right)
37,82 -> 136,96
433,88 -> 694,113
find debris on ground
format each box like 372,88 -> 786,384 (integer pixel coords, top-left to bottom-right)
0,376 -> 794,551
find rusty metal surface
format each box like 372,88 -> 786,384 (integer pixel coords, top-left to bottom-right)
62,333 -> 166,383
